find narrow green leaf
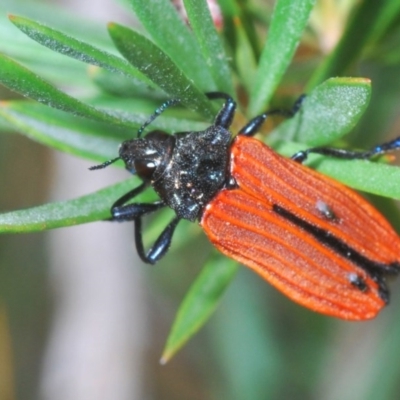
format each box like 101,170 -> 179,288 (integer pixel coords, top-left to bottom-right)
90,68 -> 166,100
209,275 -> 283,400
0,100 -> 210,161
161,255 -> 238,363
217,0 -> 240,16
0,53 -> 136,128
129,0 -> 215,90
8,14 -> 154,88
365,2 -> 400,47
0,101 -> 122,162
0,17 -> 88,87
218,0 -> 261,62
274,141 -> 400,199
236,2 -> 264,61
234,19 -> 258,92
308,0 -> 400,89
269,77 -> 371,146
182,0 -> 233,94
360,311 -> 400,400
1,0 -> 112,48
318,159 -> 400,200
86,93 -> 210,133
0,180 -> 136,233
249,0 -> 316,115
108,23 -> 215,119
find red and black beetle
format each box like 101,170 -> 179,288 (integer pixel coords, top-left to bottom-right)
91,92 -> 400,320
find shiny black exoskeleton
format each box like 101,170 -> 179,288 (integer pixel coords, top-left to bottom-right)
90,91 -> 400,264
119,127 -> 231,222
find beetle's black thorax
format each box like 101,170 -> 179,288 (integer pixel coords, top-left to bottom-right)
154,126 -> 231,221
119,126 -> 232,222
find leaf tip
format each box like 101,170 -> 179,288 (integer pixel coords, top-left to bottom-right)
8,14 -> 26,26
87,65 -> 100,77
159,351 -> 172,365
327,77 -> 371,87
350,77 -> 371,86
160,333 -> 187,364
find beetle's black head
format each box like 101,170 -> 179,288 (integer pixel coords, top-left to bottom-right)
119,130 -> 176,182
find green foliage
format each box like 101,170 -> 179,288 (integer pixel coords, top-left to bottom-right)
162,256 -> 238,363
1,3 -> 400,396
108,22 -> 215,117
248,0 -> 316,114
0,180 -> 135,232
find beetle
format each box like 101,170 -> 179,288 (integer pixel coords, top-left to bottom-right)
91,92 -> 400,320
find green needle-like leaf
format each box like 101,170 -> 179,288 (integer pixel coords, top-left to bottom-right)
234,17 -> 258,92
182,0 -> 233,94
129,0 -> 215,89
0,101 -> 122,162
249,0 -> 316,115
8,14 -> 154,87
108,22 -> 215,119
0,4 -> 108,86
161,255 -> 238,363
0,100 -> 210,161
0,180 -> 136,233
0,53 -> 137,128
269,77 -> 371,146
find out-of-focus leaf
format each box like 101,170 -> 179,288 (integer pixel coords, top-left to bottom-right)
89,68 -> 166,100
182,0 -> 233,94
129,0 -> 215,90
249,0 -> 316,115
234,18 -> 258,92
308,1 -> 400,89
161,255 -> 238,363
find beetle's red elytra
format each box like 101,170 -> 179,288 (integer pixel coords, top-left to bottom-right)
201,135 -> 400,320
91,92 -> 400,320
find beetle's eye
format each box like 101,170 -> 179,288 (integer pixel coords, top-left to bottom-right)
134,159 -> 157,180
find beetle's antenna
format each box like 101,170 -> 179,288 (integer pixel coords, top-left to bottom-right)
89,157 -> 121,170
137,98 -> 180,138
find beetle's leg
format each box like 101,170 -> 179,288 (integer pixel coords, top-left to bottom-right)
113,200 -> 179,263
110,182 -> 147,210
135,216 -> 181,264
111,201 -> 165,222
110,182 -> 181,263
206,92 -> 237,129
291,136 -> 400,163
238,94 -> 306,137
110,182 -> 180,263
110,181 -> 163,224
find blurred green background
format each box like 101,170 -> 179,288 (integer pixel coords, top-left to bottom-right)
2,0 -> 400,399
